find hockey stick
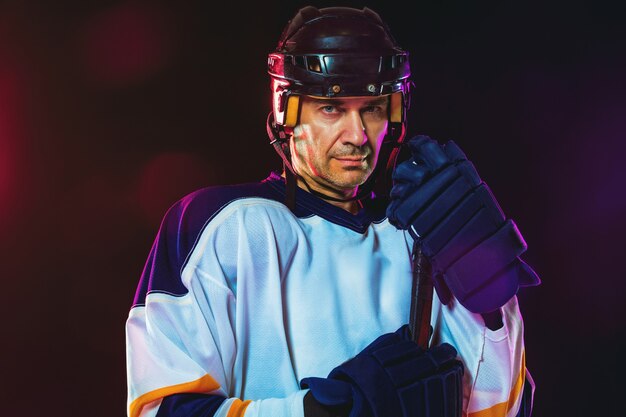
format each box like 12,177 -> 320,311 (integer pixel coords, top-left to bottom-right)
409,242 -> 434,349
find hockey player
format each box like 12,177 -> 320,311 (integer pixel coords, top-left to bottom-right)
126,6 -> 540,417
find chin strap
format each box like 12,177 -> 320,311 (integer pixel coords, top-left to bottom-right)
267,112 -> 298,210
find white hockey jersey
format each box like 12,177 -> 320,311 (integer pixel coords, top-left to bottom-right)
126,172 -> 530,417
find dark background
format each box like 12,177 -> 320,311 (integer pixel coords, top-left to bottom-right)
1,0 -> 624,416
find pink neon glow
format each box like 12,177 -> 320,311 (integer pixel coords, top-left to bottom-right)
271,78 -> 290,125
0,62 -> 23,214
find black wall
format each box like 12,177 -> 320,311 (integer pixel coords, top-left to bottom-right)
1,1 -> 624,415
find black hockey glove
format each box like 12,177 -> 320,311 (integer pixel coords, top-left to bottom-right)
301,325 -> 463,417
386,135 -> 541,314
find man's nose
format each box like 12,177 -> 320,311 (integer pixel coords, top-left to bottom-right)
340,110 -> 367,146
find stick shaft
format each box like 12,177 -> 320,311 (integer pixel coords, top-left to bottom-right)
409,242 -> 434,349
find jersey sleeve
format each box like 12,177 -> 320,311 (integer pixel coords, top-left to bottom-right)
430,295 -> 532,417
126,194 -> 234,417
125,194 -> 308,417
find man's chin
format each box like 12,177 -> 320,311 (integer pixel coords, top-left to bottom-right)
329,172 -> 372,189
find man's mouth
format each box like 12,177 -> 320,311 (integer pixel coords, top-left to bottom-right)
334,156 -> 366,161
333,155 -> 368,168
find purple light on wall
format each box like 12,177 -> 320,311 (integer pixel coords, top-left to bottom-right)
570,101 -> 626,229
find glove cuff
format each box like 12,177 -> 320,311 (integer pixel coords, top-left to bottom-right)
303,390 -> 352,417
300,377 -> 353,408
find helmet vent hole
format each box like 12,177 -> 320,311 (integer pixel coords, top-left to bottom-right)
294,55 -> 306,69
307,56 -> 323,73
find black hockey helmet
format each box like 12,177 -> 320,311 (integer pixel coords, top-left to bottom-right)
268,6 -> 411,139
266,6 -> 412,205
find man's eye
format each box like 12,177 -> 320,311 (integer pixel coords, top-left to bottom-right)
321,105 -> 337,113
363,106 -> 382,113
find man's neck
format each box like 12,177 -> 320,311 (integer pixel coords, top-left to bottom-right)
281,171 -> 361,214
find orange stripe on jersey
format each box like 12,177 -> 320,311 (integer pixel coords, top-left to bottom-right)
226,399 -> 252,417
128,374 -> 221,417
465,351 -> 526,417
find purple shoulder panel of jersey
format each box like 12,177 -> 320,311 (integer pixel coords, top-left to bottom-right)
131,175 -> 283,308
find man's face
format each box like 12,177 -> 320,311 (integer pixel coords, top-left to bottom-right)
290,95 -> 389,196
